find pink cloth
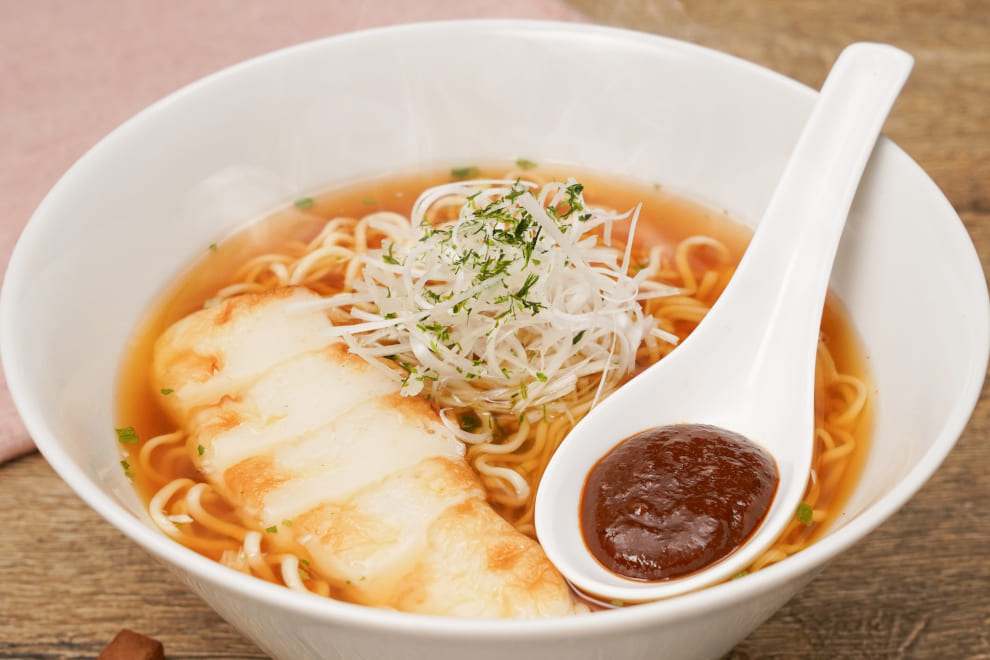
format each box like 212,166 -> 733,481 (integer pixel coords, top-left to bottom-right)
0,0 -> 584,463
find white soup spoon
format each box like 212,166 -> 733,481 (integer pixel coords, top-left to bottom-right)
534,42 -> 913,604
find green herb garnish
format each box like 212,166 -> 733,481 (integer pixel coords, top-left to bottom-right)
796,503 -> 814,526
115,426 -> 139,444
294,197 -> 315,210
265,525 -> 278,534
515,158 -> 538,170
382,242 -> 400,265
197,444 -> 205,456
451,165 -> 479,179
160,388 -> 174,395
459,414 -> 481,433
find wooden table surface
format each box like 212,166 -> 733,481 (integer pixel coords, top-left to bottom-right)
2,2 -> 988,658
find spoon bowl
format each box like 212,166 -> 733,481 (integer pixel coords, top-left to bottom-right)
534,42 -> 914,603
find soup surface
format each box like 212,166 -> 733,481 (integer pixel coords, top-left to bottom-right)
116,163 -> 872,608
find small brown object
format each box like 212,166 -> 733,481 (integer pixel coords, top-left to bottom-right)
98,629 -> 165,660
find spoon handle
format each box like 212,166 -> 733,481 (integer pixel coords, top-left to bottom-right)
695,43 -> 913,416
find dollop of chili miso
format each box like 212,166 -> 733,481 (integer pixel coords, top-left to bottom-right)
580,423 -> 779,581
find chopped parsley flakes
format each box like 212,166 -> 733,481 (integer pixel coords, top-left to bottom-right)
115,426 -> 139,444
450,165 -> 480,179
119,459 -> 135,479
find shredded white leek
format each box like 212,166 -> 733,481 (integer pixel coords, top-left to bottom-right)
307,179 -> 679,415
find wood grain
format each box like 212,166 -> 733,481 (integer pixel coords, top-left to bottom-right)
2,1 -> 988,658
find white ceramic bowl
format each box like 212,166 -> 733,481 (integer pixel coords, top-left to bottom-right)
2,20 -> 987,660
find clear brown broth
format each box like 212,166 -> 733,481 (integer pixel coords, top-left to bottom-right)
116,163 -> 872,572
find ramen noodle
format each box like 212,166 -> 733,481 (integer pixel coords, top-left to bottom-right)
116,164 -> 871,614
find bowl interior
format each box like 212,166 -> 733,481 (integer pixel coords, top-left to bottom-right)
2,19 -> 987,635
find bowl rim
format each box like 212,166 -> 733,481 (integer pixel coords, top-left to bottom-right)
3,18 -> 988,639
